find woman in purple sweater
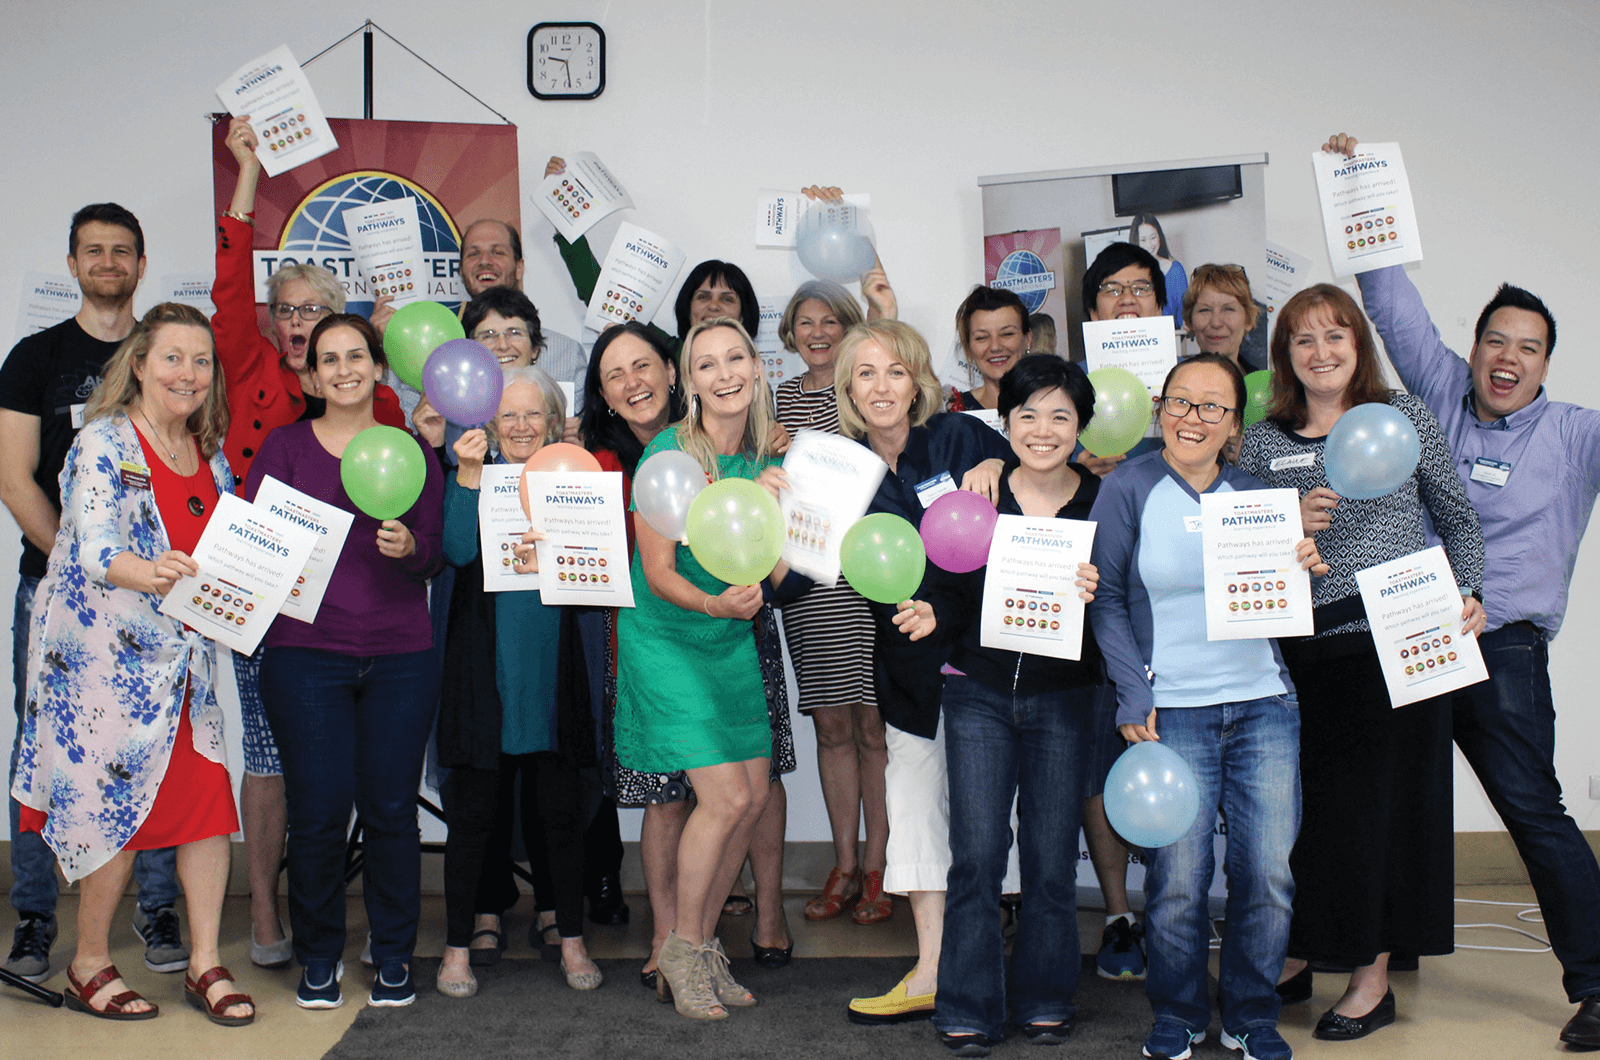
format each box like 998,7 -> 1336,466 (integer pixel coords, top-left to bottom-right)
247,314 -> 444,1012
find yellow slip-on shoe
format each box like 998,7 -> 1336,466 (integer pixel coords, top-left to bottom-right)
847,968 -> 936,1024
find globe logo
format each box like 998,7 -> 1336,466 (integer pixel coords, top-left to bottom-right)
280,172 -> 462,312
992,250 -> 1057,314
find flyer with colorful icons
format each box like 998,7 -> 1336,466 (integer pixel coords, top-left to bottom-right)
1355,545 -> 1487,708
1200,488 -> 1312,640
1311,142 -> 1423,276
159,493 -> 318,655
779,430 -> 887,586
341,198 -> 426,308
477,465 -> 540,593
525,471 -> 635,608
13,271 -> 79,342
216,45 -> 337,177
534,152 -> 634,241
251,476 -> 354,623
584,223 -> 686,333
979,515 -> 1096,661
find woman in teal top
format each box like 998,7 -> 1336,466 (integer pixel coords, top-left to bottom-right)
615,317 -> 796,1020
436,367 -> 602,998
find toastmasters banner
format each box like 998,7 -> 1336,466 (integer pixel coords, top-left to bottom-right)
211,117 -> 519,321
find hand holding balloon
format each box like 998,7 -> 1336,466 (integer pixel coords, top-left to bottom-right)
892,599 -> 937,641
376,520 -> 416,559
1299,486 -> 1338,534
412,397 -> 445,448
1120,708 -> 1159,744
452,429 -> 489,489
707,583 -> 764,621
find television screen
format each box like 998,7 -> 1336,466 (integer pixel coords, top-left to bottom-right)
1113,165 -> 1242,215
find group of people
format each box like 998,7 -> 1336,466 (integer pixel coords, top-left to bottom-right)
2,128 -> 1598,1059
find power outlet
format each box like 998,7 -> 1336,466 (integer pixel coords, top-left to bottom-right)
1591,776 -> 1600,800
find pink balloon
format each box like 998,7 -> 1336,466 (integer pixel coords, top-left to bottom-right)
920,490 -> 998,573
518,443 -> 604,519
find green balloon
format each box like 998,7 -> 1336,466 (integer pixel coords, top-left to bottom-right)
1243,370 -> 1273,428
384,301 -> 464,390
1078,367 -> 1154,457
840,513 -> 926,604
685,477 -> 785,586
340,425 -> 428,520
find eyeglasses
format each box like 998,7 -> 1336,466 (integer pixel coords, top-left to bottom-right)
1158,396 -> 1236,423
1098,281 -> 1155,298
497,410 -> 546,424
473,327 -> 530,343
269,303 -> 331,321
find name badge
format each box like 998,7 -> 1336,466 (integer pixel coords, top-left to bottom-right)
914,470 -> 957,508
1183,515 -> 1204,533
70,403 -> 87,429
1469,457 -> 1511,487
1269,452 -> 1317,472
119,460 -> 152,491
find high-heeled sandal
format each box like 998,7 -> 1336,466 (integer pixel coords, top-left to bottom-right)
803,866 -> 861,921
851,869 -> 893,925
704,937 -> 757,1006
654,932 -> 727,1020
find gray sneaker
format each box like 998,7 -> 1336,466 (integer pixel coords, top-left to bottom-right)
3,915 -> 56,983
132,905 -> 190,972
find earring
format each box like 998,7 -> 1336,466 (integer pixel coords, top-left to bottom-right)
689,393 -> 700,418
606,405 -> 618,417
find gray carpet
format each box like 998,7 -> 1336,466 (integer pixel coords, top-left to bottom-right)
323,955 -> 1167,1059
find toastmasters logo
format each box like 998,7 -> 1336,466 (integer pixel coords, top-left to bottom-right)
991,249 -> 1057,314
255,173 -> 463,311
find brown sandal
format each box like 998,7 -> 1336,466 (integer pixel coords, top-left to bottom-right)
852,869 -> 894,925
184,965 -> 255,1026
804,866 -> 862,921
64,963 -> 159,1020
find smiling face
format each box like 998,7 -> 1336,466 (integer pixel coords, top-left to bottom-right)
1092,263 -> 1161,321
494,380 -> 548,464
965,306 -> 1029,385
847,337 -> 918,433
687,324 -> 756,420
133,323 -> 213,425
270,276 -> 328,370
689,278 -> 742,328
599,332 -> 675,432
1136,223 -> 1161,257
792,298 -> 846,372
460,220 -> 524,298
69,221 -> 144,302
312,324 -> 382,409
1469,306 -> 1549,421
1189,287 -> 1248,357
471,309 -> 537,368
1288,305 -> 1358,406
1159,361 -> 1238,466
1007,386 -> 1079,475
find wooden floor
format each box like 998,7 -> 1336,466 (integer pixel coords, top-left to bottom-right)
1,884 -> 1579,1059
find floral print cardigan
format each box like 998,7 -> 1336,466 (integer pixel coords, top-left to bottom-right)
10,412 -> 233,881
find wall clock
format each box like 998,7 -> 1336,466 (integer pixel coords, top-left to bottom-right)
527,22 -> 606,100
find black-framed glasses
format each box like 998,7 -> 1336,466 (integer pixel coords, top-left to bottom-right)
269,303 -> 332,321
1098,281 -> 1155,298
1158,396 -> 1235,423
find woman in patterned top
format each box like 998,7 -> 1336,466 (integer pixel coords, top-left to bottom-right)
1238,284 -> 1485,1042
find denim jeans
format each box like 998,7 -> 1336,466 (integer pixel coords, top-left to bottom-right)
260,646 -> 440,965
933,675 -> 1095,1039
1143,694 -> 1300,1037
1456,623 -> 1600,1002
10,575 -> 178,919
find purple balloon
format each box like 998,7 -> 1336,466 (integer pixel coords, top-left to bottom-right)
920,489 -> 999,573
423,339 -> 504,426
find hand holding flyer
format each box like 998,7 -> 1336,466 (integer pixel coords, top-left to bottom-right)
1355,545 -> 1487,708
779,430 -> 887,585
534,152 -> 634,241
1311,142 -> 1423,276
215,45 -> 337,177
1200,489 -> 1313,640
979,516 -> 1096,661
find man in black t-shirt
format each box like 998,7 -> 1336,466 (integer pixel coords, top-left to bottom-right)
0,204 -> 189,983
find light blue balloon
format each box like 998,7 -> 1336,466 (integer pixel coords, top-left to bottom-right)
795,205 -> 876,283
1323,402 -> 1421,500
1103,742 -> 1201,849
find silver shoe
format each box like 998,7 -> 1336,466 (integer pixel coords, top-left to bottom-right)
436,972 -> 479,998
560,957 -> 604,991
251,918 -> 293,969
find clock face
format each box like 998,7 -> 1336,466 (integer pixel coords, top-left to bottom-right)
527,22 -> 606,100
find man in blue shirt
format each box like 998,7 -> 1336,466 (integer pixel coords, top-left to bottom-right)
1326,129 -> 1600,1051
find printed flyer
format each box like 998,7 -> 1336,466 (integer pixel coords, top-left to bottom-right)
160,273 -> 216,318
1082,316 -> 1178,396
1355,545 -> 1488,708
13,271 -> 80,343
525,471 -> 635,607
534,152 -> 634,241
1311,142 -> 1423,276
779,430 -> 887,585
251,476 -> 354,623
1200,488 -> 1312,640
979,515 -> 1096,661
583,223 -> 687,333
341,198 -> 426,308
215,44 -> 337,177
1261,242 -> 1311,321
159,492 -> 318,654
477,464 -> 540,592
757,190 -> 870,248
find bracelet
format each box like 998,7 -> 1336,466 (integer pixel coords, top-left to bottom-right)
222,209 -> 254,226
702,594 -> 715,617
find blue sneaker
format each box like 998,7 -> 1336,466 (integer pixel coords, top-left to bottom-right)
1096,916 -> 1146,981
370,959 -> 415,1007
1142,1024 -> 1205,1060
1222,1027 -> 1294,1060
297,959 -> 344,1009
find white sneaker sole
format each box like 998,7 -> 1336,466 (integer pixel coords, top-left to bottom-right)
1220,1029 -> 1291,1060
296,960 -> 344,1009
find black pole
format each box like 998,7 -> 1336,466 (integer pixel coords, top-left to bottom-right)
363,23 -> 374,119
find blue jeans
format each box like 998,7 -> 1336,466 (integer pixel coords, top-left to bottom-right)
1143,694 -> 1300,1037
1456,624 -> 1600,1002
260,646 -> 440,965
934,675 -> 1094,1039
9,575 -> 178,919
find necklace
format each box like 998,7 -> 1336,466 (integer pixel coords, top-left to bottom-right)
137,409 -> 190,472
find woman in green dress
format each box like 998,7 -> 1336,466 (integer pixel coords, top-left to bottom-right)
615,316 -> 795,1020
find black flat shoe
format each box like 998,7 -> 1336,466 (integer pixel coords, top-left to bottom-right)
467,928 -> 506,967
1276,966 -> 1313,1004
1561,995 -> 1600,1050
750,933 -> 793,969
1018,1021 -> 1070,1045
937,1031 -> 996,1057
586,874 -> 631,926
639,967 -> 658,991
1313,988 -> 1396,1041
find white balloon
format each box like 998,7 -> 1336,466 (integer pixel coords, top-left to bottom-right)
795,202 -> 876,282
634,449 -> 708,543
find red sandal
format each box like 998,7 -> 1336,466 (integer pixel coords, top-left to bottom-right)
852,869 -> 894,925
184,965 -> 255,1026
64,963 -> 159,1020
803,866 -> 862,921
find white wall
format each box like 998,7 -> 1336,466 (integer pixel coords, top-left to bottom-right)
2,0 -> 1598,842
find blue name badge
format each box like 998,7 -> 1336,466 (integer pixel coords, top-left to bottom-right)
1469,457 -> 1511,487
914,470 -> 957,508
